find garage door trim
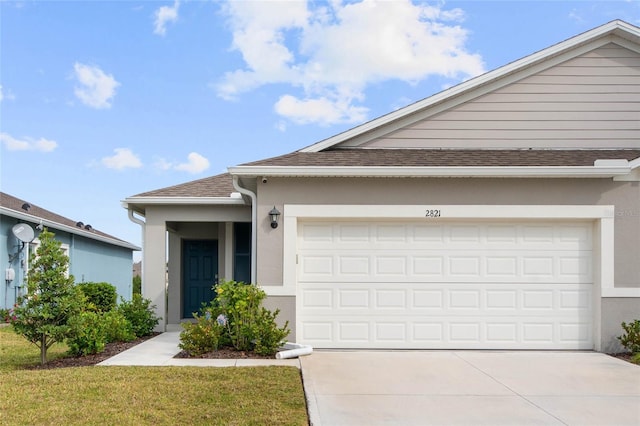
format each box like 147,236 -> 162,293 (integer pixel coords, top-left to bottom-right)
282,205 -> 614,351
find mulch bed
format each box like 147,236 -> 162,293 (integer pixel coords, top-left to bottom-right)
610,352 -> 637,364
174,348 -> 273,359
27,334 -> 160,370
26,334 -> 274,369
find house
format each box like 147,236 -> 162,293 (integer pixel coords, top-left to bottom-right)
123,20 -> 640,353
1,192 -> 140,310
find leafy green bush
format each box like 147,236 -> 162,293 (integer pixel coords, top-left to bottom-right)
66,310 -> 135,356
179,280 -> 289,356
618,320 -> 640,353
132,275 -> 142,295
0,308 -> 10,323
103,310 -> 135,343
179,308 -> 225,356
67,311 -> 107,356
117,294 -> 160,337
78,282 -> 117,312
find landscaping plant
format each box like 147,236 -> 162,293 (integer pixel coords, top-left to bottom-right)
10,229 -> 85,364
179,307 -> 225,355
117,293 -> 161,337
77,282 -> 117,312
618,319 -> 640,354
179,280 -> 290,356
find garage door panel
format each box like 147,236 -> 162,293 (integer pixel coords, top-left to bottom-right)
301,282 -> 591,315
300,251 -> 592,283
298,220 -> 593,349
299,222 -> 593,250
299,316 -> 592,349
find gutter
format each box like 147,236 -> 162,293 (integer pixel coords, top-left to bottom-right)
0,207 -> 140,251
127,208 -> 146,293
232,176 -> 257,284
228,164 -> 633,179
122,195 -> 244,206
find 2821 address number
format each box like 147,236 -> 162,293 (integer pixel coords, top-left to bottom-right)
425,209 -> 441,218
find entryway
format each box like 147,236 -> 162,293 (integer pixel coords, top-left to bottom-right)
183,239 -> 218,318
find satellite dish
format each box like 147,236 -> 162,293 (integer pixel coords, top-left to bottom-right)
12,223 -> 35,243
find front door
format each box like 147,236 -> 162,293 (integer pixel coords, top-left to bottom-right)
183,240 -> 218,318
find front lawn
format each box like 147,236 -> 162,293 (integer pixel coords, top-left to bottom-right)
0,326 -> 308,426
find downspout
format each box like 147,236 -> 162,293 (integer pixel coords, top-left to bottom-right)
232,176 -> 257,284
127,208 -> 145,296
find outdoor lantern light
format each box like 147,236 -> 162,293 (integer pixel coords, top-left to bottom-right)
269,206 -> 281,229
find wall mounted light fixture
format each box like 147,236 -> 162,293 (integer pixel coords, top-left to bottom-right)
269,206 -> 281,229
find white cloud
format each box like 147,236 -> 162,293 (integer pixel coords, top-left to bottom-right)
174,152 -> 210,174
275,94 -> 368,126
152,153 -> 209,174
153,157 -> 173,171
216,0 -> 484,126
101,148 -> 142,170
73,63 -> 120,109
0,85 -> 16,102
0,132 -> 57,152
154,1 -> 180,36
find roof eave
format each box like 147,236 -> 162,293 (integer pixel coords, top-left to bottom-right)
0,207 -> 140,251
122,196 -> 245,206
228,165 -> 632,178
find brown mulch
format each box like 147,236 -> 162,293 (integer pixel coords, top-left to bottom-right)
610,352 -> 638,364
27,334 -> 160,370
27,334 -> 274,369
174,348 -> 273,359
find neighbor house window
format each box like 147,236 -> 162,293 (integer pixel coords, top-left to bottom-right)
28,239 -> 70,278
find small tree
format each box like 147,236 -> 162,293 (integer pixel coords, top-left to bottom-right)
11,229 -> 85,364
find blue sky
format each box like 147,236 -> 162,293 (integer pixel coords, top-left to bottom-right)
1,1 -> 639,258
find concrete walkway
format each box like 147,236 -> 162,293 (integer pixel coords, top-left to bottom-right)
97,331 -> 300,368
300,350 -> 640,426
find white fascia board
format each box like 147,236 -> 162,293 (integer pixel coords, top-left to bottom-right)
228,165 -> 631,178
0,207 -> 140,251
122,196 -> 246,206
300,20 -> 638,153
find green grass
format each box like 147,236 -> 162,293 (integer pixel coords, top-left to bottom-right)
0,326 -> 308,426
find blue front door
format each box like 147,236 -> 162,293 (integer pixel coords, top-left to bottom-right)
183,240 -> 218,318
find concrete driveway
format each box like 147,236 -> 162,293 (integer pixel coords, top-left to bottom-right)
300,351 -> 640,426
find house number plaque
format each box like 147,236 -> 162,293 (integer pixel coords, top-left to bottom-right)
425,209 -> 441,218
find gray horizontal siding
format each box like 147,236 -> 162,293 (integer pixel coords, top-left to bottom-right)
364,43 -> 640,149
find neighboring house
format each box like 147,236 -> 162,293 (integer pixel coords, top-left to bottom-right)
123,20 -> 640,352
1,192 -> 140,310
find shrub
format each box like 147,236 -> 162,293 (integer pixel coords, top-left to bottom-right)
0,308 -> 9,323
132,275 -> 142,295
252,307 -> 290,356
178,280 -> 290,356
78,282 -> 117,312
117,294 -> 160,337
179,308 -> 225,356
103,310 -> 135,343
67,311 -> 107,356
618,320 -> 640,353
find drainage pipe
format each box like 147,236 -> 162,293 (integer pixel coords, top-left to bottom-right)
276,342 -> 313,359
127,208 -> 146,293
232,176 -> 257,284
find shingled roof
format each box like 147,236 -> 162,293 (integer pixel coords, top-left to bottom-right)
132,173 -> 235,198
1,192 -> 138,250
241,149 -> 640,168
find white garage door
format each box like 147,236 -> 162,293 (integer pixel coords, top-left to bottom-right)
297,220 -> 593,349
